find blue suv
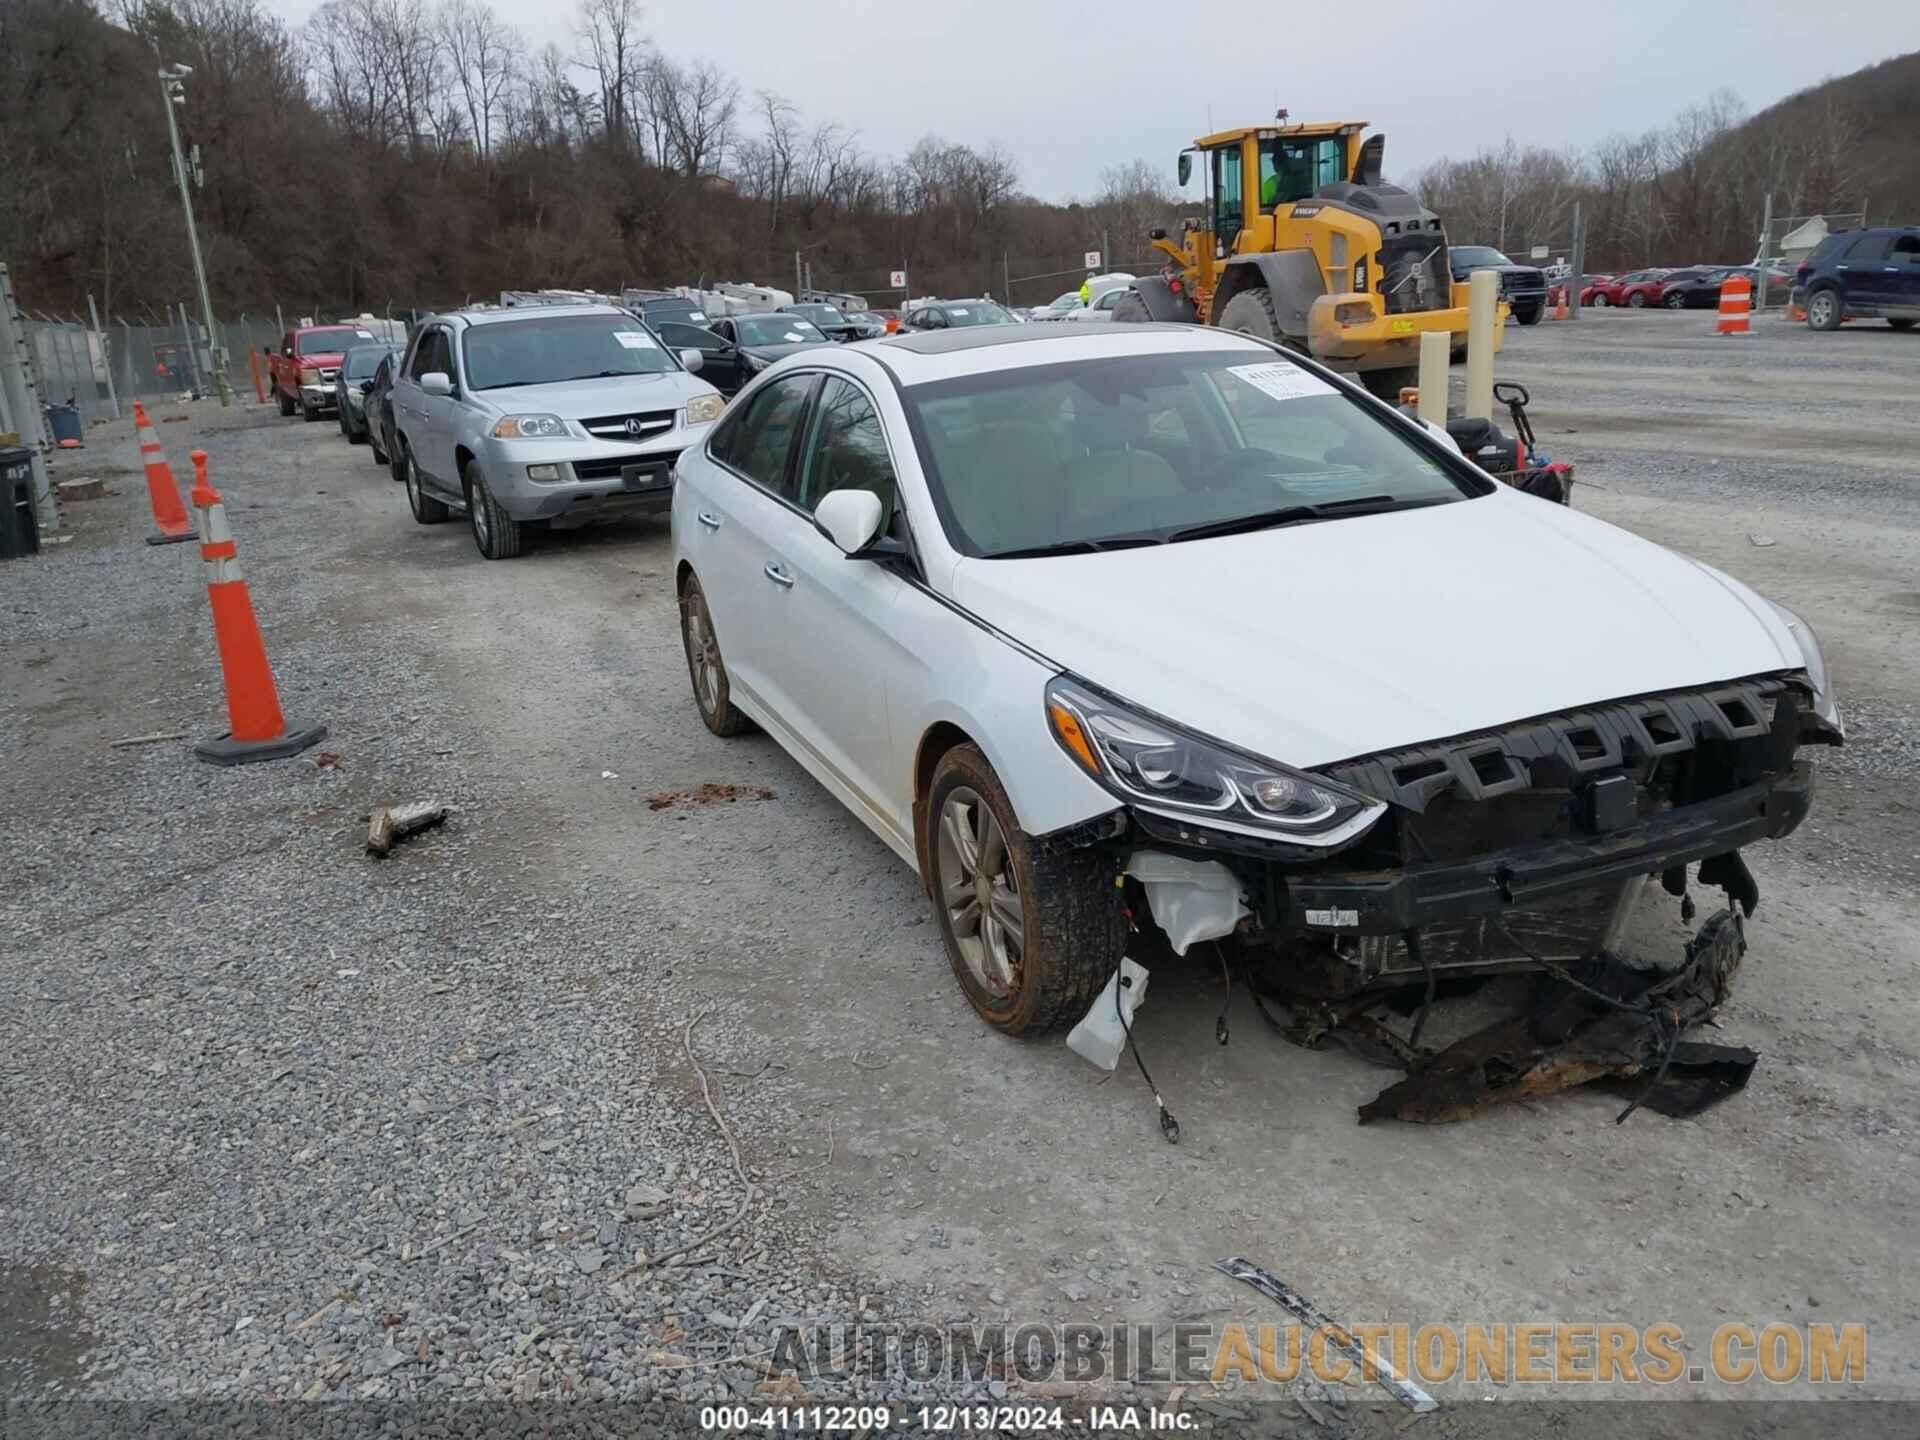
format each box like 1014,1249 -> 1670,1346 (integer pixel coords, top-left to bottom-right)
1792,225 -> 1920,331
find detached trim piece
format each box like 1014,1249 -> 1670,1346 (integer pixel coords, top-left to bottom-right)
1323,675 -> 1799,813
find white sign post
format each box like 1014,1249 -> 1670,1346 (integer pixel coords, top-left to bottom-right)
1083,251 -> 1102,271
889,270 -> 907,290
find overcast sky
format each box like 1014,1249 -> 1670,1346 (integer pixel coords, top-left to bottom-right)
283,0 -> 1918,200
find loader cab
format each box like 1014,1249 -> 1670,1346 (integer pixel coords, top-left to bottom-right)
1193,121 -> 1369,259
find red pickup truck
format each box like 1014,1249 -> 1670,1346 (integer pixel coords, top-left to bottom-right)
268,324 -> 378,421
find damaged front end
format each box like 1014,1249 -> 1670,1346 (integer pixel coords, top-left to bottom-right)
1054,669 -> 1841,1121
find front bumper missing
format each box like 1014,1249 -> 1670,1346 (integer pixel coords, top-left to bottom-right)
1288,763 -> 1812,935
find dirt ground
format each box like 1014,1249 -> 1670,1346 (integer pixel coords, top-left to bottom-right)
2,308 -> 1916,1429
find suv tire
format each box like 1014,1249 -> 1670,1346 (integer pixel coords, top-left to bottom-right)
465,465 -> 523,559
1806,289 -> 1843,331
924,743 -> 1123,1036
678,574 -> 752,737
1515,303 -> 1543,325
1889,319 -> 1915,332
300,394 -> 320,421
403,445 -> 450,524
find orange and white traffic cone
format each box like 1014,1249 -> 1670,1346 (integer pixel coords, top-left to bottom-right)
187,449 -> 327,766
1716,274 -> 1752,336
135,400 -> 195,545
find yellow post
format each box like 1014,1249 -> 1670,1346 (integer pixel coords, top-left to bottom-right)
1465,270 -> 1499,420
1416,333 -> 1449,426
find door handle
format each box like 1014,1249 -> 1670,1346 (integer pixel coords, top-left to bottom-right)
763,561 -> 795,588
696,511 -> 722,530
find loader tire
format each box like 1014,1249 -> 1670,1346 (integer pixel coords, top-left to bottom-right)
1360,365 -> 1421,402
1108,289 -> 1153,324
1216,287 -> 1286,345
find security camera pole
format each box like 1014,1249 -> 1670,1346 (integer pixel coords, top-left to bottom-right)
158,63 -> 233,407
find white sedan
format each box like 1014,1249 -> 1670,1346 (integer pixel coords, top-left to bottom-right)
670,325 -> 1840,1036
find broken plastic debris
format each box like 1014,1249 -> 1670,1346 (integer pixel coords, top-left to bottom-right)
1125,852 -> 1249,954
1066,957 -> 1150,1071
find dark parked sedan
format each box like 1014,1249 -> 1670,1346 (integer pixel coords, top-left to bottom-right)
781,302 -> 863,342
709,313 -> 839,377
335,343 -> 400,443
652,320 -> 753,397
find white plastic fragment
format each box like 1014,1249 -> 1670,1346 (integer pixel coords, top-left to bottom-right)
1066,957 -> 1151,1072
1125,852 -> 1250,954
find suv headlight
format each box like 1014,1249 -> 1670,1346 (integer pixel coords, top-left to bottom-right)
1043,676 -> 1387,847
1769,602 -> 1843,733
685,393 -> 725,425
491,414 -> 571,439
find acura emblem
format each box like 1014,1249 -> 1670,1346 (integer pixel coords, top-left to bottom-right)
624,417 -> 642,436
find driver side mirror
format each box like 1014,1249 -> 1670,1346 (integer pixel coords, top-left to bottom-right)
360,378 -> 376,393
420,371 -> 453,397
679,348 -> 704,373
1177,151 -> 1192,187
813,489 -> 885,556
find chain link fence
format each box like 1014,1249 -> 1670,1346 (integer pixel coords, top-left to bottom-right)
22,310 -> 293,426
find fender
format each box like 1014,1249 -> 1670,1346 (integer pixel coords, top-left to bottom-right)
1125,276 -> 1199,323
1212,252 -> 1327,335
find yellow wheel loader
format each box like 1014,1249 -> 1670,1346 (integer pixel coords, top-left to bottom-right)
1112,114 -> 1500,398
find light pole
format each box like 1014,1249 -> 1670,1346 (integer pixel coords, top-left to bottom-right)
158,63 -> 233,406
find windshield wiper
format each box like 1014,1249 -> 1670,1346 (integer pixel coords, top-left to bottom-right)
988,534 -> 1161,559
1165,494 -> 1435,543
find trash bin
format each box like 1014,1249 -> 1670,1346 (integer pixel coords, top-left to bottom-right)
0,447 -> 40,559
45,404 -> 83,447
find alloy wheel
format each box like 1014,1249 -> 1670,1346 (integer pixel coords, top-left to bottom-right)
1809,293 -> 1837,328
683,590 -> 723,716
936,787 -> 1023,999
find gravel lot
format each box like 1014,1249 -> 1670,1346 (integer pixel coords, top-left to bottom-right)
2,309 -> 1916,1435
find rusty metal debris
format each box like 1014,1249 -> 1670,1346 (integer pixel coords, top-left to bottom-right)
1355,909 -> 1752,1124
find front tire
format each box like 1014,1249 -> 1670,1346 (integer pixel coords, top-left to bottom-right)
1589,293 -> 1609,307
1806,289 -> 1842,331
1663,291 -> 1686,310
464,465 -> 523,559
1627,291 -> 1648,309
1888,318 -> 1914,332
301,394 -> 319,421
1515,304 -> 1543,326
924,744 -> 1123,1036
678,575 -> 751,737
370,423 -> 388,465
1109,289 -> 1152,324
1215,287 -> 1285,344
403,445 -> 450,524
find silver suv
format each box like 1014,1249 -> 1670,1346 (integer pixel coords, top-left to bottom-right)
391,303 -> 726,559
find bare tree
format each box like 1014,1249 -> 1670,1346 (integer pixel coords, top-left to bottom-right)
439,0 -> 516,160
574,0 -> 644,145
646,55 -> 737,177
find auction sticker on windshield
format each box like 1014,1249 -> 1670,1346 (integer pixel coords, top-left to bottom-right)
613,331 -> 659,350
1228,363 -> 1337,403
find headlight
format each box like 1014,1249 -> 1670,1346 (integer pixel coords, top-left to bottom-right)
490,414 -> 571,439
299,367 -> 320,385
1769,603 -> 1843,734
1043,676 -> 1387,847
685,393 -> 725,425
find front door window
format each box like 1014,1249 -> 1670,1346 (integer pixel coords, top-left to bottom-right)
1212,145 -> 1243,255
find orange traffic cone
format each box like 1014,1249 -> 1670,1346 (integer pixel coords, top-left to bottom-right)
1716,274 -> 1752,336
135,400 -> 195,545
187,449 -> 327,766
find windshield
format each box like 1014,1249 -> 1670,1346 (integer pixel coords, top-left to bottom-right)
791,305 -> 847,326
343,346 -> 389,379
735,315 -> 827,345
461,314 -> 678,389
904,349 -> 1473,558
1451,247 -> 1512,268
941,303 -> 1014,327
298,328 -> 372,355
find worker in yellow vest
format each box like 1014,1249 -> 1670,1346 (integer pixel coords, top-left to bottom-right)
1078,276 -> 1092,307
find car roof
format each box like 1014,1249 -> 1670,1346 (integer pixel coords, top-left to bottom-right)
869,322 -> 1270,385
440,303 -> 634,328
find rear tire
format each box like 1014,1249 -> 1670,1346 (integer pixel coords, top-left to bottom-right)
924,743 -> 1122,1036
1888,318 -> 1915,332
1627,291 -> 1648,308
1216,287 -> 1286,344
403,445 -> 450,524
1806,289 -> 1842,331
678,574 -> 751,737
1663,291 -> 1686,310
1359,364 -> 1420,401
1108,289 -> 1153,324
465,465 -> 523,560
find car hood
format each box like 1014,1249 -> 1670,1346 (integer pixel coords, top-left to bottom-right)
740,339 -> 839,362
468,371 -> 699,415
948,489 -> 1803,769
